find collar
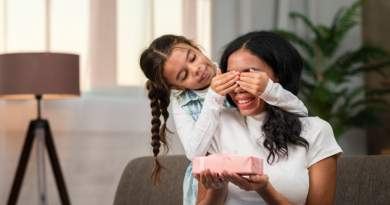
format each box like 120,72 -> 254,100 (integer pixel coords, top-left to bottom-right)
177,90 -> 201,106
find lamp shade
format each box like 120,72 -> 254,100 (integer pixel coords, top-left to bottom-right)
0,53 -> 80,99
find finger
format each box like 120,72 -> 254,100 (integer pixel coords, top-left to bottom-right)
217,75 -> 239,91
211,171 -> 221,183
220,172 -> 227,183
219,71 -> 239,82
213,71 -> 236,82
228,173 -> 252,191
200,171 -> 212,189
217,68 -> 222,76
220,83 -> 238,96
236,80 -> 257,91
249,174 -> 269,185
240,70 -> 264,78
238,84 -> 257,95
239,76 -> 259,84
194,173 -> 200,181
205,169 -> 214,184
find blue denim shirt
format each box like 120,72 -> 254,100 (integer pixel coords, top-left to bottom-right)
177,89 -> 234,205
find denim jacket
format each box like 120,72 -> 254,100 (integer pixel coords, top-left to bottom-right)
176,89 -> 234,121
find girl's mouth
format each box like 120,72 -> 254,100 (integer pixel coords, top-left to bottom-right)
237,98 -> 255,108
199,67 -> 209,82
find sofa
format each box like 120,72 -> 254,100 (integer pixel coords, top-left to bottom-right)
113,155 -> 390,205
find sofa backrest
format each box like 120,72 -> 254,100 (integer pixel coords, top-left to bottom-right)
114,155 -> 390,205
113,155 -> 190,205
335,155 -> 390,205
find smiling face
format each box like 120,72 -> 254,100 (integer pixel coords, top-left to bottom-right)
228,49 -> 278,116
162,43 -> 215,91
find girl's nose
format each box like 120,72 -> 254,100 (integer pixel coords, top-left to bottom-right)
190,65 -> 200,76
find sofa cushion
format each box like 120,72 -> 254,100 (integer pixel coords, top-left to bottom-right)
335,155 -> 390,205
113,155 -> 190,205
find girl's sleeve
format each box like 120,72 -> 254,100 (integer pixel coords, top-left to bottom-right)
260,79 -> 308,115
172,89 -> 225,161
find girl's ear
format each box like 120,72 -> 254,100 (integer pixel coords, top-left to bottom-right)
170,85 -> 186,91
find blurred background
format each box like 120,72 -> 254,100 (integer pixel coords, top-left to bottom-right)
0,0 -> 389,204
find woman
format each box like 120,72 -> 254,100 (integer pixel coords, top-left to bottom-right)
193,31 -> 343,204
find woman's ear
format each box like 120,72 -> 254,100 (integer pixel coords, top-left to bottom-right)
170,85 -> 186,91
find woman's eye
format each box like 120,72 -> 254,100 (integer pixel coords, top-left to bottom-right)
183,72 -> 188,81
191,54 -> 196,62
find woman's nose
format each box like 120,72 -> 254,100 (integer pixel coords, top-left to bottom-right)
234,86 -> 247,94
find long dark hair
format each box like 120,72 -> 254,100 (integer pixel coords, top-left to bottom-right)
219,31 -> 309,164
140,35 -> 195,188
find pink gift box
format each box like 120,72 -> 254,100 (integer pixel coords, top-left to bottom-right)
192,151 -> 263,175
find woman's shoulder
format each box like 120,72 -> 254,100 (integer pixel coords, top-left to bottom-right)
301,116 -> 334,141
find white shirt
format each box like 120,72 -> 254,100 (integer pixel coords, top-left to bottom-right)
172,79 -> 308,161
204,91 -> 343,205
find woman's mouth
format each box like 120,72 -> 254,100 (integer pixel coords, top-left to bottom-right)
236,98 -> 255,108
199,67 -> 209,82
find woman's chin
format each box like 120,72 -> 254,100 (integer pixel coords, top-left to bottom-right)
238,108 -> 257,116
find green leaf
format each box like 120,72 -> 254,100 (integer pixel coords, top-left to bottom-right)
324,44 -> 389,83
290,12 -> 322,40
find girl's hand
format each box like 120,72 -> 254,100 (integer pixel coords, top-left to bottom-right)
194,168 -> 229,190
210,69 -> 239,96
222,170 -> 269,192
236,68 -> 269,96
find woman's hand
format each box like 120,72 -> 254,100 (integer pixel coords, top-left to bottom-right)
222,170 -> 269,192
194,168 -> 229,190
236,68 -> 269,96
210,69 -> 239,96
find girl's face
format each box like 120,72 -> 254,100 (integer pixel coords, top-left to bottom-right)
227,49 -> 277,116
163,43 -> 215,91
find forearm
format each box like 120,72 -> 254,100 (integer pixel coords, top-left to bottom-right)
256,182 -> 291,205
173,89 -> 225,160
196,187 -> 228,205
260,79 -> 308,115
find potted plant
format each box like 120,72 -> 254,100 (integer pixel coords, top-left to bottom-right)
273,0 -> 390,140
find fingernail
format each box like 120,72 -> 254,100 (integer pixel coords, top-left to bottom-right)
250,175 -> 256,180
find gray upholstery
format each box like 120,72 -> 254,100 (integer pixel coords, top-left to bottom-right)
113,155 -> 190,205
335,155 -> 390,205
114,155 -> 390,205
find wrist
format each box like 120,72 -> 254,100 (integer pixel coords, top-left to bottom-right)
255,181 -> 270,194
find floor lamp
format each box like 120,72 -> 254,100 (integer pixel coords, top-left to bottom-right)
0,53 -> 79,205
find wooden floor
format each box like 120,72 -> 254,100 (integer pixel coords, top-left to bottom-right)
0,130 -> 185,205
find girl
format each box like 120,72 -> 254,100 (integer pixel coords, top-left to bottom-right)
193,31 -> 343,204
139,34 -> 308,204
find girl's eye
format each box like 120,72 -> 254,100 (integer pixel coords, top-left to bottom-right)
183,72 -> 188,81
191,54 -> 196,62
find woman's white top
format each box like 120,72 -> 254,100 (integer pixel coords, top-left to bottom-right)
203,90 -> 343,205
172,79 -> 308,161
